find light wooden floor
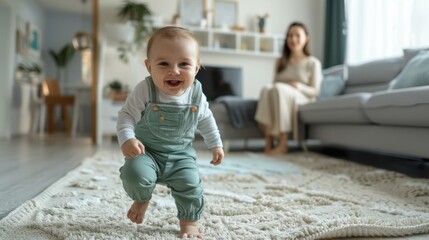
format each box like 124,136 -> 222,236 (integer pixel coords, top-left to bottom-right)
0,136 -> 427,239
0,134 -> 106,219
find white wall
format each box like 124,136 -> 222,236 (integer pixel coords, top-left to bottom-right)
100,0 -> 325,98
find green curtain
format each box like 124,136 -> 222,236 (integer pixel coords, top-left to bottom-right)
323,0 -> 347,69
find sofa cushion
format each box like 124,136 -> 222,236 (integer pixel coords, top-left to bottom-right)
343,82 -> 389,94
318,75 -> 345,100
402,47 -> 429,68
346,57 -> 403,86
210,101 -> 263,140
364,86 -> 429,127
300,93 -> 372,124
213,97 -> 258,128
389,51 -> 429,90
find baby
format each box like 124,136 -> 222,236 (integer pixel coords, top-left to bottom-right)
117,26 -> 224,238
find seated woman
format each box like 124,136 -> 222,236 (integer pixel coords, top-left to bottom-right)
255,21 -> 323,155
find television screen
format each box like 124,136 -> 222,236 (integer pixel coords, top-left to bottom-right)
196,65 -> 242,101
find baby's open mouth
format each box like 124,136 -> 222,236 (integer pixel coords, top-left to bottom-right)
166,80 -> 181,87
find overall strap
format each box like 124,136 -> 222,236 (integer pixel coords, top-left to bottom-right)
145,76 -> 158,102
192,79 -> 203,106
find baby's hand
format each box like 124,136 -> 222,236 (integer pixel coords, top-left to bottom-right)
121,138 -> 145,158
210,147 -> 224,166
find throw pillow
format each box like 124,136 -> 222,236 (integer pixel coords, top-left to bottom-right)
402,47 -> 429,68
318,75 -> 345,100
389,51 -> 429,90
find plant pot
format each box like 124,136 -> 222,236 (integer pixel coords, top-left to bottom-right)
103,22 -> 135,45
109,90 -> 128,101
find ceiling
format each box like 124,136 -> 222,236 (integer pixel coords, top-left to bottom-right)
38,0 -> 120,15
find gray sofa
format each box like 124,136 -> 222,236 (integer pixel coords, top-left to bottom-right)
212,48 -> 429,159
300,49 -> 429,160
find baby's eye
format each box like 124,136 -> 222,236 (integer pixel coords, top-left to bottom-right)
158,61 -> 169,66
179,62 -> 190,67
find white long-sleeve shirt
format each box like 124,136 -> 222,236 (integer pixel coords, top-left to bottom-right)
116,79 -> 223,149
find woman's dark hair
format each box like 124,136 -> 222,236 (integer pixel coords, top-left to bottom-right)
276,22 -> 311,73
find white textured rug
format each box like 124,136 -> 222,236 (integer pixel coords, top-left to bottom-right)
1,150 -> 429,240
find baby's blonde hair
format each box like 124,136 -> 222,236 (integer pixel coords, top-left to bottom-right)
146,26 -> 200,62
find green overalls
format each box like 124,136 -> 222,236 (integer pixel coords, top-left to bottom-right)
120,77 -> 204,221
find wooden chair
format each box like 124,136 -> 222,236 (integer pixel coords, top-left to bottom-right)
42,78 -> 75,134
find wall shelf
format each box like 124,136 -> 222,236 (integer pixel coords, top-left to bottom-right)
153,26 -> 285,58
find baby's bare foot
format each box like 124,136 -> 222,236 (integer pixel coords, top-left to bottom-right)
127,201 -> 148,224
179,220 -> 203,239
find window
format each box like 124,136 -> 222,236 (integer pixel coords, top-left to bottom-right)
81,49 -> 92,86
346,0 -> 429,64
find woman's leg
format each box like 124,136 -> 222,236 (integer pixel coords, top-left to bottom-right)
259,123 -> 274,154
255,85 -> 275,153
268,132 -> 288,155
268,83 -> 301,155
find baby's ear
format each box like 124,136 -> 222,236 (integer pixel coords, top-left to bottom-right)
144,59 -> 151,73
195,63 -> 201,75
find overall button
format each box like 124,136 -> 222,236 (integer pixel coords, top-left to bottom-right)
191,106 -> 198,112
160,115 -> 165,121
152,105 -> 160,111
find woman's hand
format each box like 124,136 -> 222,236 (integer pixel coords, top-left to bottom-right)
121,138 -> 145,158
288,81 -> 299,88
210,147 -> 224,166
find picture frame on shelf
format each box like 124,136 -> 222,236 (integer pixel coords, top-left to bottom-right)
214,0 -> 238,30
180,0 -> 206,27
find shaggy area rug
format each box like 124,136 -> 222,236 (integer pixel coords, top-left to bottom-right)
0,150 -> 428,240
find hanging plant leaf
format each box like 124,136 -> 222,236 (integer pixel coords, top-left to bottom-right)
116,0 -> 153,63
117,1 -> 151,22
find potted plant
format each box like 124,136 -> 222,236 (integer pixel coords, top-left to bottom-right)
108,79 -> 128,101
49,44 -> 75,88
16,62 -> 43,83
114,1 -> 152,63
117,1 -> 152,40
